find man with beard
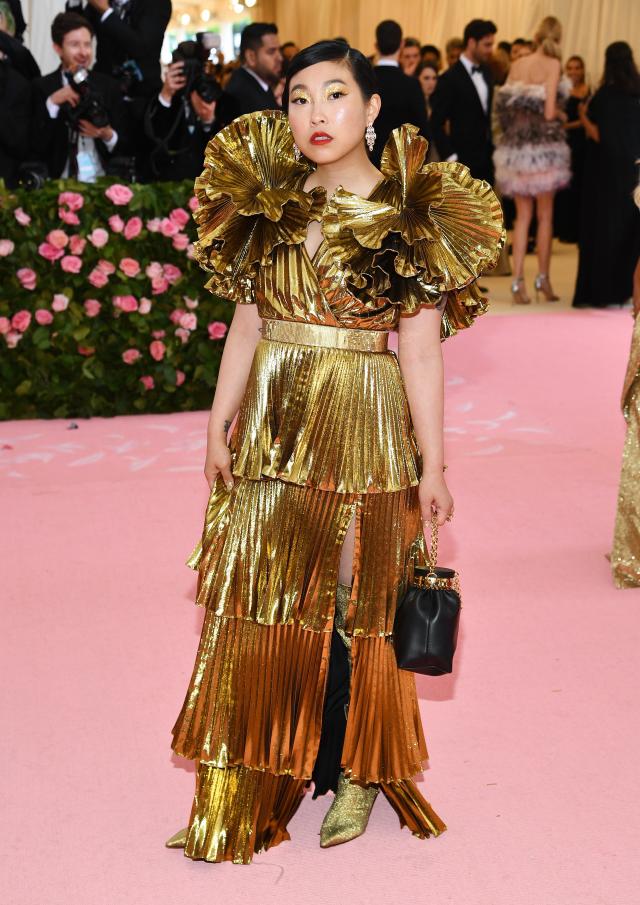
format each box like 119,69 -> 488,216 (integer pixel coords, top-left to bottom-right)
216,22 -> 282,126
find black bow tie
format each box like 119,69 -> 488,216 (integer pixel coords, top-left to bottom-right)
471,65 -> 482,74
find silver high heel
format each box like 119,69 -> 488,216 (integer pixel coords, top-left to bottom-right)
510,277 -> 530,305
534,273 -> 559,302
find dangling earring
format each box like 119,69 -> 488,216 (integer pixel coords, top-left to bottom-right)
293,142 -> 301,162
365,123 -> 376,153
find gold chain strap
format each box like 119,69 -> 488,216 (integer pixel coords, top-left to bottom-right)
408,511 -> 439,578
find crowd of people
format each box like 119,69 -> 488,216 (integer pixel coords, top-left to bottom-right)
0,2 -> 638,307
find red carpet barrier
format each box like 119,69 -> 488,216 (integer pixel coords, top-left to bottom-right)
0,179 -> 230,420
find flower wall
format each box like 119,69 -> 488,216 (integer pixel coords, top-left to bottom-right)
0,179 -> 230,420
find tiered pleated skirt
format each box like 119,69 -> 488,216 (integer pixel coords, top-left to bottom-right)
170,336 -> 447,863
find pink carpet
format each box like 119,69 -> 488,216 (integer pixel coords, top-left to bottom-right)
2,309 -> 640,905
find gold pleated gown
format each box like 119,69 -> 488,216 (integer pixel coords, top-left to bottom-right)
611,314 -> 640,587
170,111 -> 505,863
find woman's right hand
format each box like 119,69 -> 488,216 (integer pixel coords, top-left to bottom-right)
204,435 -> 234,491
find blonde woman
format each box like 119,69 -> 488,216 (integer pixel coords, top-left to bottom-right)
493,16 -> 570,303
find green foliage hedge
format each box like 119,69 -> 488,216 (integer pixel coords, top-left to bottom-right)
0,178 -> 231,420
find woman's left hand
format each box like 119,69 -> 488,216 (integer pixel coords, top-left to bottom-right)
419,471 -> 454,528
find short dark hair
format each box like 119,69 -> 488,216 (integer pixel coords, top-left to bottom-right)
421,44 -> 441,59
284,39 -> 377,107
240,22 -> 278,59
512,38 -> 528,48
498,40 -> 512,54
403,37 -> 421,50
281,41 -> 297,53
463,19 -> 497,47
51,11 -> 94,47
375,20 -> 402,56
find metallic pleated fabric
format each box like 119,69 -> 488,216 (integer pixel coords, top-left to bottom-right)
611,315 -> 640,588
171,110 -> 504,863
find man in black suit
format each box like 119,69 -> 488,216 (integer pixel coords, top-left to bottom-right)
65,0 -> 171,98
31,12 -> 127,181
371,20 -> 430,167
216,22 -> 282,127
430,18 -> 497,184
0,57 -> 31,187
0,0 -> 40,80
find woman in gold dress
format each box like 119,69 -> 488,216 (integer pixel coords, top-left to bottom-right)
166,40 -> 505,864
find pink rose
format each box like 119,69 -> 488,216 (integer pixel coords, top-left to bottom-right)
160,217 -> 179,237
58,208 -> 80,226
140,375 -> 154,391
169,309 -> 184,324
58,191 -> 84,212
5,330 -> 23,348
113,295 -> 138,313
163,263 -> 182,284
119,257 -> 141,278
138,297 -> 152,315
84,299 -> 101,317
0,316 -> 10,334
176,369 -> 186,386
97,259 -> 116,275
172,233 -> 189,251
17,268 -> 37,290
183,296 -> 199,309
169,207 -> 190,228
124,216 -> 142,240
122,348 -> 141,364
35,309 -> 54,325
0,239 -> 15,256
69,235 -> 86,255
89,268 -> 109,288
179,311 -> 197,331
175,327 -> 190,344
149,339 -> 166,361
208,321 -> 228,340
38,242 -> 64,262
152,330 -> 165,339
186,243 -> 196,260
105,183 -> 133,205
47,229 -> 69,250
145,261 -> 163,279
88,228 -> 109,248
52,293 -> 70,312
108,215 -> 124,233
14,207 -> 31,226
11,310 -> 31,332
77,345 -> 95,356
151,276 -> 169,295
188,196 -> 199,211
146,217 -> 161,233
61,255 -> 82,274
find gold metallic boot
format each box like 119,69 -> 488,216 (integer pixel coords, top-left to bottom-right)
319,772 -> 379,848
165,827 -> 188,848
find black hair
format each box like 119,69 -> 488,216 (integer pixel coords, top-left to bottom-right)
512,38 -> 528,47
239,22 -> 278,59
283,39 -> 376,108
421,44 -> 441,59
602,41 -> 640,96
566,55 -> 585,68
498,40 -> 512,54
463,19 -> 497,47
416,61 -> 439,78
375,20 -> 402,56
51,11 -> 94,46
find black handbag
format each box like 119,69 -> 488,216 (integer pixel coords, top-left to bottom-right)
393,513 -> 462,676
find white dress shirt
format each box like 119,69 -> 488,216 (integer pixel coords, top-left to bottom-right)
460,53 -> 489,114
376,57 -> 400,68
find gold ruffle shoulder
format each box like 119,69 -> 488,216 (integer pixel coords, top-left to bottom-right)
192,110 -> 325,304
322,124 -> 506,338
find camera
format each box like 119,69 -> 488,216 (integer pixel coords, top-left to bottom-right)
63,67 -> 110,129
171,40 -> 221,104
17,162 -> 49,191
112,59 -> 143,96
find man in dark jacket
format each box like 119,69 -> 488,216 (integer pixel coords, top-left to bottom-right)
65,0 -> 171,98
0,0 -> 40,80
31,12 -> 127,181
371,20 -> 430,167
430,18 -> 497,184
216,22 -> 282,126
0,57 -> 31,187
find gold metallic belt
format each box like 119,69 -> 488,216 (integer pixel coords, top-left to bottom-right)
261,318 -> 388,353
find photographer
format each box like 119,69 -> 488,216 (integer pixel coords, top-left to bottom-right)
143,40 -> 220,182
0,54 -> 31,188
31,12 -> 128,181
65,0 -> 171,99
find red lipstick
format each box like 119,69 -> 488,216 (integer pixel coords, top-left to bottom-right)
310,131 -> 333,145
